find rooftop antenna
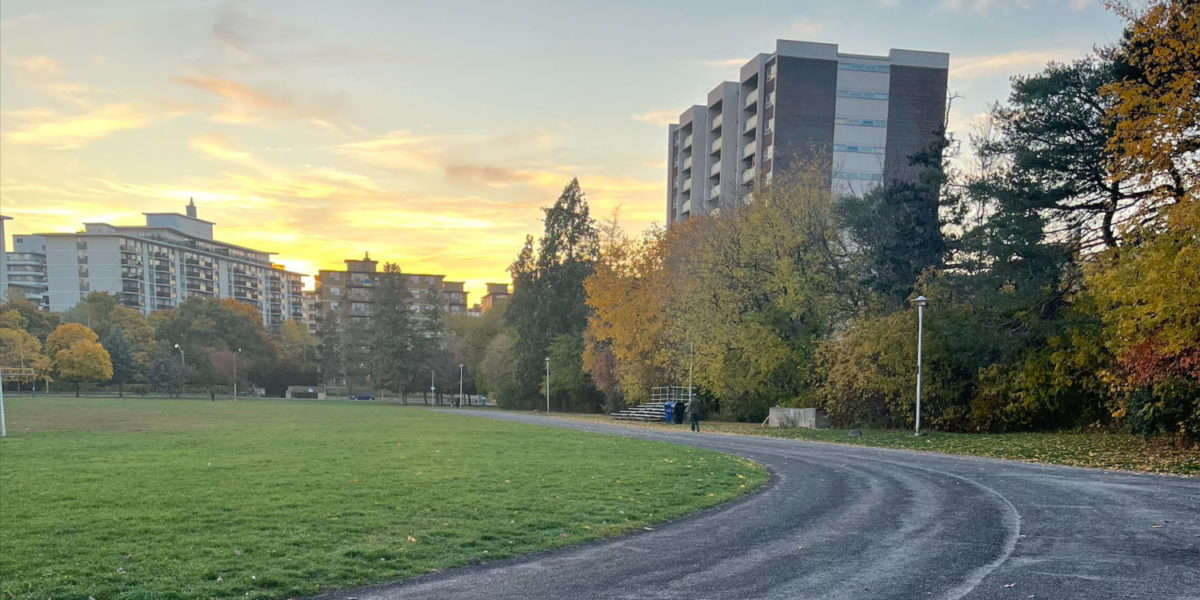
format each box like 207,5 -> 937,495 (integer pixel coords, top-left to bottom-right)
187,197 -> 197,218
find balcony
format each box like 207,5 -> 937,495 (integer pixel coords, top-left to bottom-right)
682,178 -> 692,193
743,117 -> 757,135
710,137 -> 722,155
743,143 -> 757,159
743,89 -> 759,110
682,134 -> 693,149
710,113 -> 723,131
710,161 -> 721,177
709,187 -> 720,201
681,199 -> 692,215
742,167 -> 757,184
682,156 -> 692,172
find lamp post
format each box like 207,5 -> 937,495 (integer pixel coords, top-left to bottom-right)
910,296 -> 929,436
544,357 -> 550,413
233,348 -> 241,399
430,369 -> 436,405
458,364 -> 464,407
174,343 -> 186,397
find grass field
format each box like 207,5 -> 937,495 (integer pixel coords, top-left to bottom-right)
0,396 -> 766,600
555,415 -> 1200,476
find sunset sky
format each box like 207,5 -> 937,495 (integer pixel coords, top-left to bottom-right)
1,0 -> 1125,301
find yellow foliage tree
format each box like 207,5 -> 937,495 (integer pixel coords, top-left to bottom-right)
45,323 -> 100,357
56,340 -> 113,397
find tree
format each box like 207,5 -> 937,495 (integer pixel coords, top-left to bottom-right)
584,225 -> 675,406
370,263 -> 412,398
0,327 -> 52,386
110,306 -> 155,375
0,298 -> 61,341
61,292 -> 119,339
839,134 -> 950,308
506,178 -> 599,408
480,333 -> 520,407
148,341 -> 184,397
46,323 -> 100,359
1102,0 -> 1199,210
102,325 -> 137,397
279,319 -> 316,364
56,340 -> 112,397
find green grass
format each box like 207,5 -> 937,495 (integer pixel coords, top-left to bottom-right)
556,415 -> 1200,476
0,396 -> 766,600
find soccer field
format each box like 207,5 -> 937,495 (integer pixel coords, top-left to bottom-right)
0,397 -> 765,600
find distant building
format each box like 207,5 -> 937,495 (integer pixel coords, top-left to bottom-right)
314,253 -> 469,328
6,233 -> 49,310
667,39 -> 949,224
15,199 -> 306,326
480,282 -> 510,313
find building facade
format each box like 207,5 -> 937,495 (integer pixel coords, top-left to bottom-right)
314,254 -> 469,329
6,233 -> 50,310
19,200 -> 305,326
667,40 -> 949,224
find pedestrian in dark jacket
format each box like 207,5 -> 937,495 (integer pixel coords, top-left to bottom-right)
686,395 -> 700,432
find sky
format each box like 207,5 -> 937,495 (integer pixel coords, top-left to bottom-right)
0,0 -> 1127,301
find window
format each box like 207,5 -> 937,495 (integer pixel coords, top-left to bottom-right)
835,89 -> 889,100
835,117 -> 887,128
834,144 -> 885,154
838,62 -> 890,73
330,287 -> 340,296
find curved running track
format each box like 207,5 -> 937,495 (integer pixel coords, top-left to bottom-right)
321,410 -> 1200,600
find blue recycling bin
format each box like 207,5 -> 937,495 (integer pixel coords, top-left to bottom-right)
664,401 -> 676,423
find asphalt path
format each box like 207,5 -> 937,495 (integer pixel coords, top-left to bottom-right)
324,410 -> 1200,600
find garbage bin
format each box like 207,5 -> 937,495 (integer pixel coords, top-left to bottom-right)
663,401 -> 675,423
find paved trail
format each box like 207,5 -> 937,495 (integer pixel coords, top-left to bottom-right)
324,411 -> 1200,600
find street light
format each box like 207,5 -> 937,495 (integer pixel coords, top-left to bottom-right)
233,348 -> 241,399
458,364 -> 464,407
544,357 -> 550,413
174,343 -> 186,397
430,369 -> 436,405
910,295 -> 929,437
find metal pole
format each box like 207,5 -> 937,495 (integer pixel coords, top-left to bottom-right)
430,369 -> 436,404
544,357 -> 550,412
688,343 -> 694,406
1,367 -> 7,438
233,348 -> 240,399
915,303 -> 924,437
458,364 -> 464,406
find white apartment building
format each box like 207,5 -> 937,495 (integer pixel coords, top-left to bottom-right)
25,200 -> 305,327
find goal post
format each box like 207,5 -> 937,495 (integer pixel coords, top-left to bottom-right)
0,367 -> 37,438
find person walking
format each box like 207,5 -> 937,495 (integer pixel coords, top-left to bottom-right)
686,394 -> 700,432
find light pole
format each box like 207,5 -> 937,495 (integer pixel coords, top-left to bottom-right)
910,295 -> 929,437
544,357 -> 550,413
174,343 -> 186,397
458,364 -> 464,407
430,369 -> 436,405
233,348 -> 241,399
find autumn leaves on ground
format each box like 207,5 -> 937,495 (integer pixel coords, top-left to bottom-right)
0,397 -> 766,600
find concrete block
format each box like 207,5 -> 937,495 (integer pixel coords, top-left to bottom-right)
767,407 -> 831,429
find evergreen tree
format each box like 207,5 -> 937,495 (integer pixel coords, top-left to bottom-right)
102,325 -> 137,397
506,179 -> 600,409
370,263 -> 412,399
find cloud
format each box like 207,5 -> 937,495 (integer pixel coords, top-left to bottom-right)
3,103 -> 151,149
698,58 -> 750,69
334,130 -> 445,172
940,0 -> 1097,13
632,109 -> 679,126
9,55 -> 61,75
445,164 -> 534,186
950,49 -> 1084,80
783,16 -> 824,39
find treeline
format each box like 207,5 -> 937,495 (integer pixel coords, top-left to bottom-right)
466,1 -> 1198,442
0,292 -> 317,397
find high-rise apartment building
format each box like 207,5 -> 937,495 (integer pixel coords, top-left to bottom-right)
16,200 -> 306,326
667,40 -> 949,224
5,233 -> 50,310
